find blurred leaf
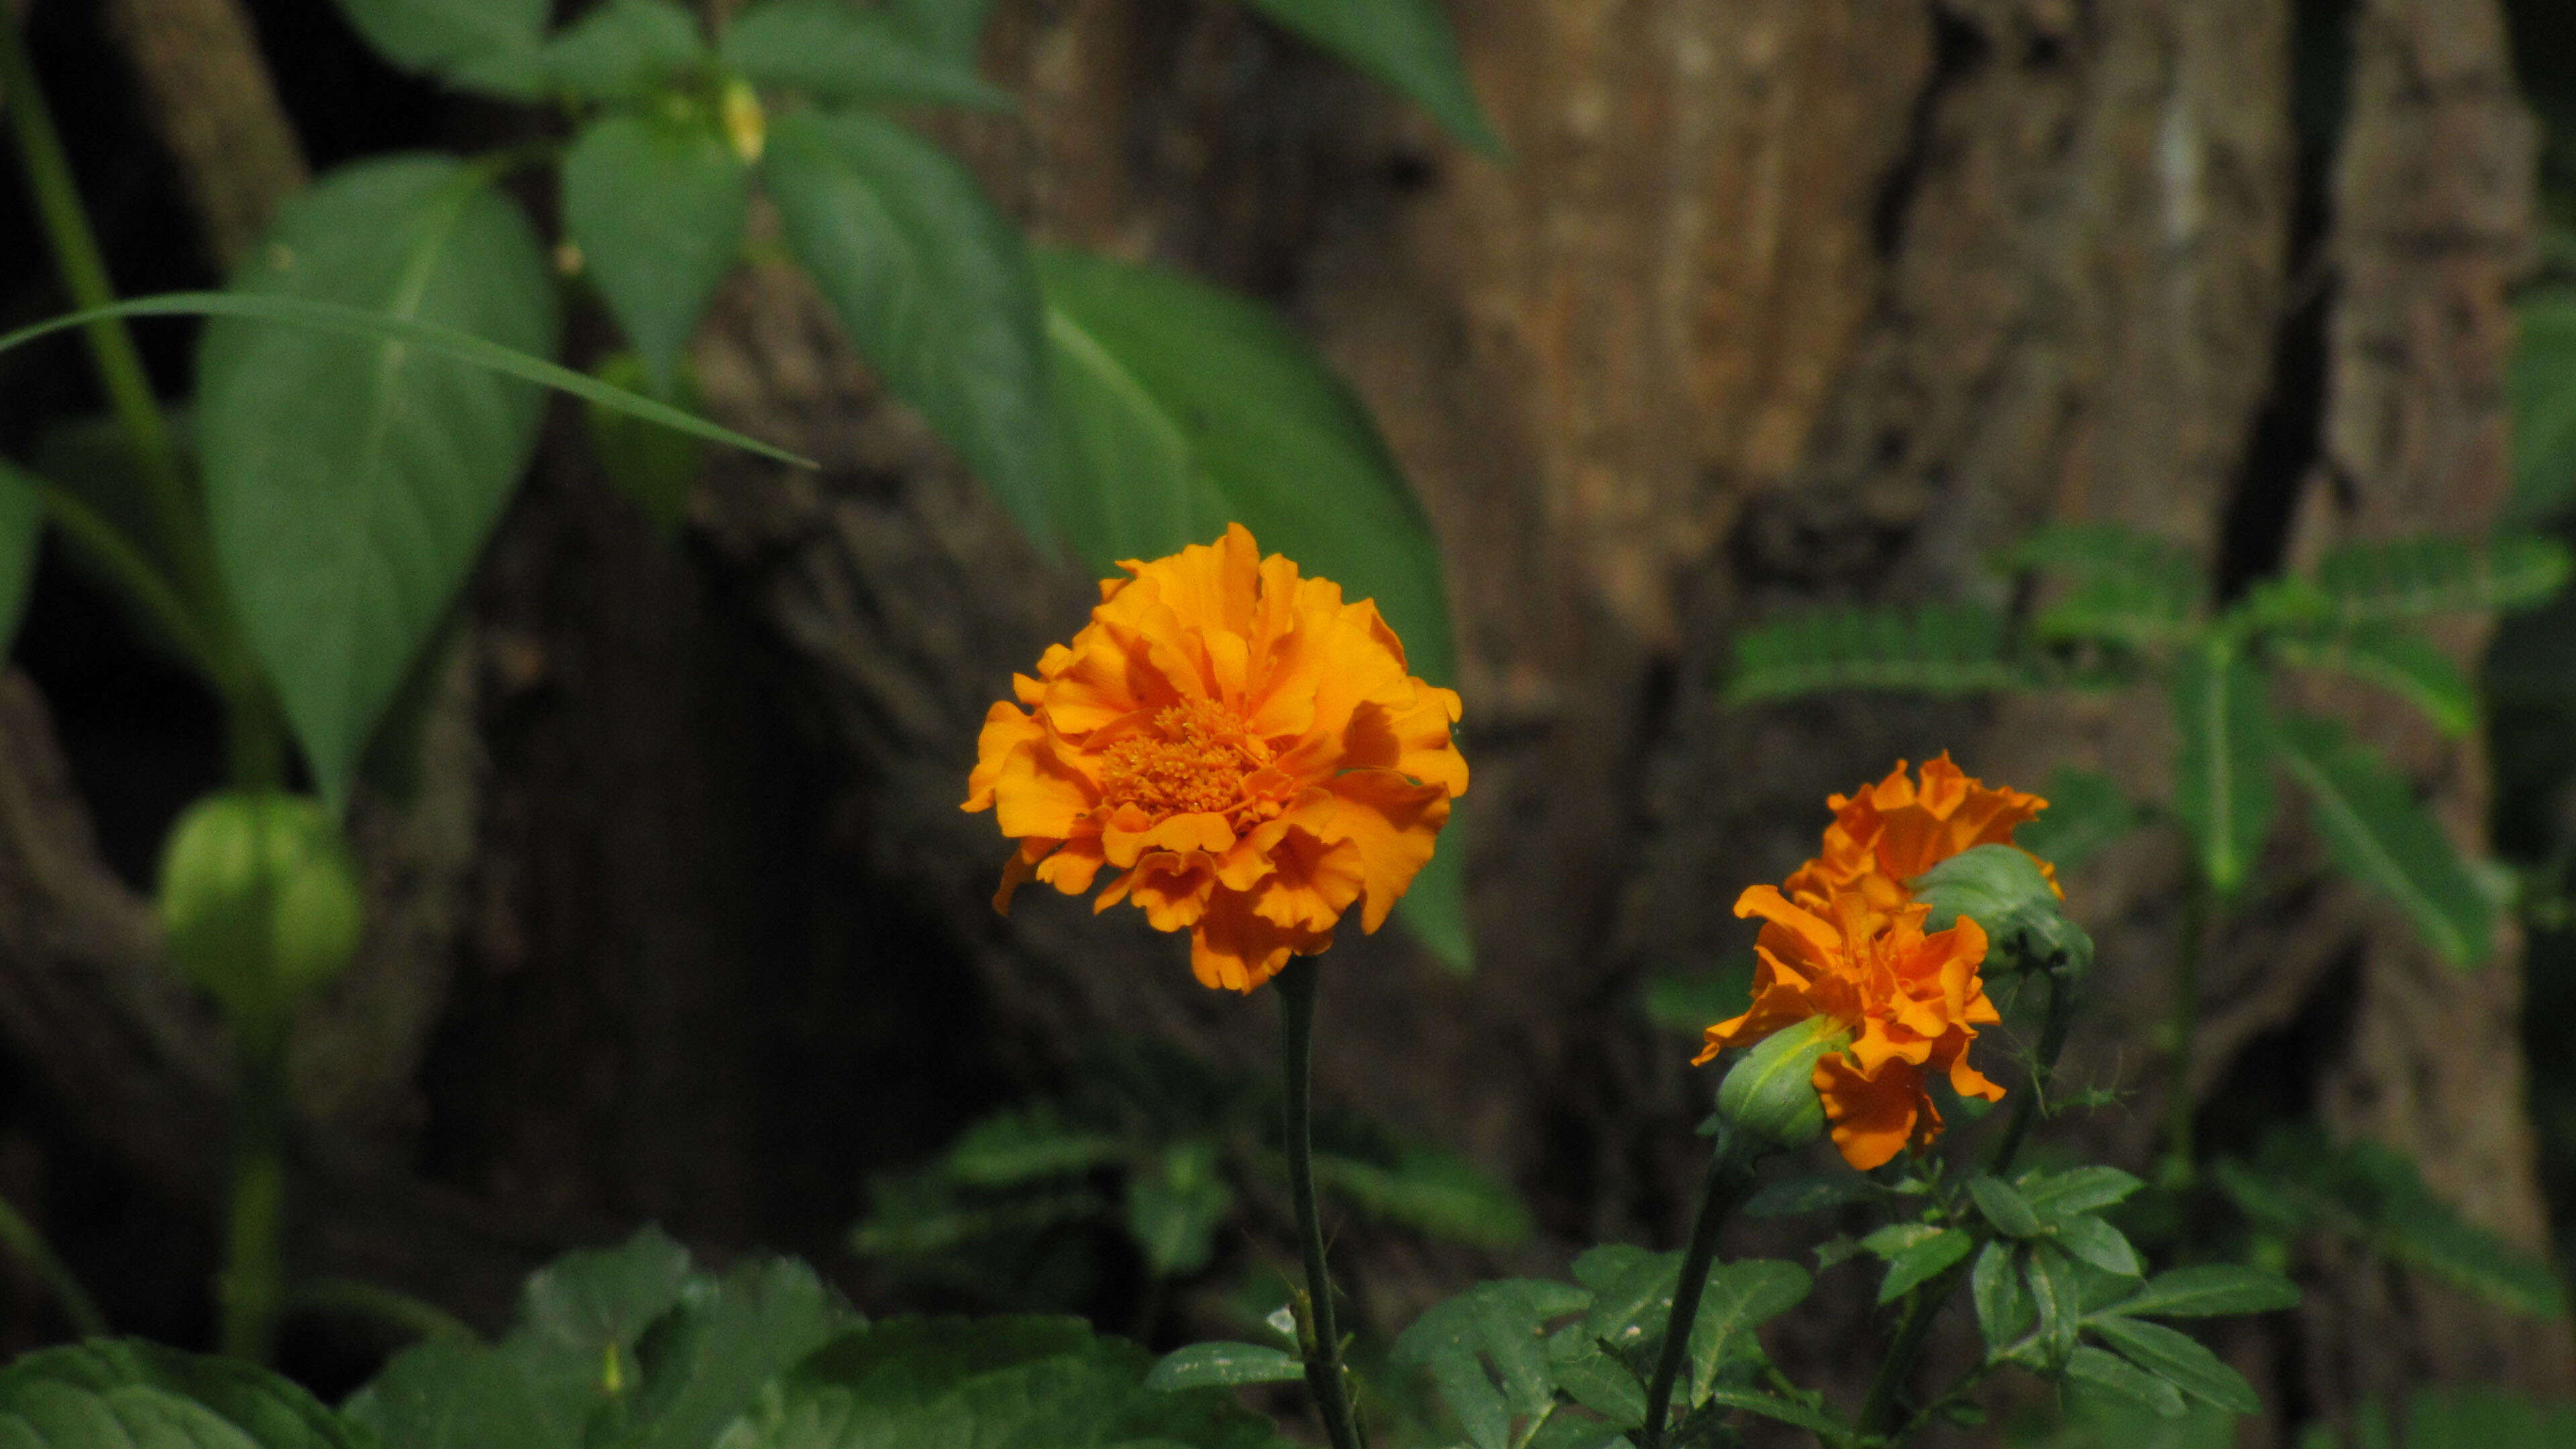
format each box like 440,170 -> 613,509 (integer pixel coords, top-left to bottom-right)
623,1258 -> 856,1449
1144,1342 -> 1307,1391
2510,286 -> 2576,526
563,113 -> 751,396
2019,1166 -> 2145,1222
942,1106 -> 1130,1186
2310,533 -> 2572,623
2015,767 -> 2145,871
1968,1175 -> 2044,1238
1570,1244 -> 1675,1355
0,460 -> 40,658
1125,1140 -> 1234,1278
2010,524 -> 2206,650
882,0 -> 1002,60
2094,1265 -> 2300,1319
1742,1172 -> 1872,1219
2269,623 -> 2477,737
493,1228 -> 698,1448
1913,844 -> 2094,976
1391,1279 -> 1591,1449
1974,1242 -> 2036,1356
1640,954 -> 1754,1036
2171,639 -> 2276,897
1726,603 -> 2028,703
586,353 -> 706,535
721,0 -> 1010,109
2084,1317 -> 2257,1415
327,0 -> 547,80
196,156 -> 559,807
2406,1387 -> 2576,1449
2051,1215 -> 2144,1280
462,0 -> 708,101
1684,1260 -> 1809,1405
2272,711 -> 2492,967
765,111 -> 1051,543
1033,246 -> 1468,968
1548,1337 -> 1644,1426
849,1172 -> 1105,1260
1313,1139 -> 1531,1248
1699,1385 -> 1857,1444
345,1339 -> 559,1449
2063,1345 -> 2186,1418
1874,1227 -> 1972,1305
2026,1243 -> 2086,1368
0,1341 -> 365,1449
1235,0 -> 1503,157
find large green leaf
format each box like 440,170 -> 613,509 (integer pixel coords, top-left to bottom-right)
763,110 -> 1051,539
2510,285 -> 2576,527
461,0 -> 710,101
344,1340 -> 561,1449
625,1259 -> 855,1449
563,113 -> 752,394
0,1341 -> 366,1449
1236,0 -> 1503,157
720,0 -> 1010,109
327,0 -> 548,78
2092,1265 -> 2299,1320
1392,1279 -> 1591,1449
196,156 -> 560,807
1033,246 -> 1469,968
2169,640 -> 2275,896
2271,712 -> 2493,967
1725,602 -> 2029,702
1682,1260 -> 1810,1405
0,459 -> 40,658
2083,1317 -> 2257,1415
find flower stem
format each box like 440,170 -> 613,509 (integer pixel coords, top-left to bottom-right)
2157,871 -> 2209,1189
1276,957 -> 1363,1449
0,1190 -> 106,1338
285,1278 -> 478,1346
1637,1128 -> 1758,1449
219,1034 -> 290,1363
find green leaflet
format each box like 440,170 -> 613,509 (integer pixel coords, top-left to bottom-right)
1124,1141 -> 1234,1279
1235,0 -> 1504,158
0,459 -> 39,659
2510,284 -> 2576,526
1392,1279 -> 1591,1449
562,113 -> 752,396
325,0 -> 548,80
195,156 -> 559,808
1034,246 -> 1469,969
2063,1345 -> 2186,1418
2267,622 -> 2477,737
2083,1317 -> 2259,1415
1725,602 -> 2028,702
0,1341 -> 365,1449
2170,639 -> 2276,897
1144,1342 -> 1307,1391
2004,522 -> 2212,597
1309,1140 -> 1534,1250
721,0 -> 1011,109
2091,1265 -> 2299,1319
2310,533 -> 2573,623
763,110 -> 1052,543
1683,1260 -> 1810,1405
459,0 -> 708,101
2271,712 -> 2493,967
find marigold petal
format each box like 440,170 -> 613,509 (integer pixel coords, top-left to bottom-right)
992,836 -> 1057,914
964,702 -> 1044,812
1734,886 -> 1844,969
1189,889 -> 1326,993
1321,769 -> 1452,931
1249,830 -> 1366,932
1813,1053 -> 1927,1171
1034,837 -> 1106,896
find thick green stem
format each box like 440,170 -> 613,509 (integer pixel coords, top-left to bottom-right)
1637,1130 -> 1758,1449
2157,873 -> 2209,1188
1277,958 -> 1363,1449
0,1191 -> 106,1338
219,1035 -> 290,1363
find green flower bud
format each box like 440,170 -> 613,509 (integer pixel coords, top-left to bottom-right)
158,792 -> 364,1032
1716,1016 -> 1850,1151
1911,843 -> 2094,979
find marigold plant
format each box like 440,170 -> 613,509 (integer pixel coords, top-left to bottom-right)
964,524 -> 1468,991
1783,752 -> 2053,916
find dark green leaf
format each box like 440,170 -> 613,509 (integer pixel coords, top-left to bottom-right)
516,1226 -> 694,1359
1144,1342 -> 1307,1391
2085,1317 -> 2258,1415
2015,767 -> 2144,871
1700,1385 -> 1856,1444
2005,523 -> 2210,596
2098,1265 -> 2300,1319
1741,1173 -> 1871,1219
625,1258 -> 857,1449
1550,1344 -> 1645,1427
326,0 -> 547,80
464,0 -> 708,101
1571,1246 -> 1676,1356
1726,603 -> 2027,702
2063,1346 -> 2186,1418
1640,954 -> 1755,1037
495,1228 -> 696,1448
1125,1140 -> 1234,1278
2019,1166 -> 2146,1221
1311,1140 -> 1532,1248
196,156 -> 559,807
345,1339 -> 559,1449
562,113 -> 751,396
883,0 -> 1001,60
2272,711 -> 2493,967
2510,286 -> 2576,526
1876,1228 -> 1972,1306
1913,845 -> 2094,976
1969,1175 -> 2045,1238
943,1107 -> 1130,1185
2310,533 -> 2572,622
1235,0 -> 1503,157
765,111 -> 1050,541
0,1342 -> 366,1449
2027,1244 -> 2086,1368
2267,623 -> 2477,737
1684,1260 -> 1809,1405
2405,1386 -> 2576,1449
2051,1216 -> 2143,1280
1392,1280 -> 1591,1449
1032,246 -> 1468,967
2033,572 -> 2204,649
2170,639 -> 2276,896
0,460 -> 40,658
1972,1243 -> 2035,1357
585,353 -> 704,536
720,0 -> 1010,109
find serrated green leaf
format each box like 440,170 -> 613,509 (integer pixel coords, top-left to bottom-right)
1393,1281 -> 1591,1449
2005,523 -> 2210,594
2063,1345 -> 2187,1417
563,113 -> 751,396
1876,1228 -> 1972,1305
2267,623 -> 2477,736
462,0 -> 708,101
1741,1172 -> 1871,1219
765,111 -> 1051,543
2035,572 -> 2204,649
2311,533 -> 2573,622
1685,1261 -> 1809,1405
1550,1344 -> 1645,1426
1973,1242 -> 2035,1356
2015,767 -> 2144,871
0,1342 -> 366,1449
1699,1385 -> 1856,1444
1726,603 -> 2027,702
2085,1317 -> 2258,1414
627,1258 -> 857,1449
2019,1166 -> 2145,1221
1969,1175 -> 2045,1238
2271,711 -> 2493,966
498,1228 -> 699,1449
2510,286 -> 2576,526
2097,1265 -> 2300,1319
1143,1343 -> 1307,1391
1572,1246 -> 1676,1354
345,1338 -> 559,1449
0,460 -> 40,658
1235,0 -> 1503,158
1126,1140 -> 1234,1278
2051,1216 -> 2144,1279
517,1226 -> 695,1358
2171,639 -> 2276,896
196,156 -> 559,807
1311,1140 -> 1532,1248
720,0 -> 1010,109
327,0 -> 547,80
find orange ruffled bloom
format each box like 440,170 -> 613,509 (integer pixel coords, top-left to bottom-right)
1784,753 -> 2053,917
1696,886 -> 2005,1170
963,525 -> 1468,993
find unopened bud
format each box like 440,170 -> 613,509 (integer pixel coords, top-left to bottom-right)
1715,1016 -> 1849,1150
158,792 -> 364,1031
1912,843 -> 2093,979
721,78 -> 766,164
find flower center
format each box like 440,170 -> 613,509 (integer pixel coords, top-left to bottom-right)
1099,700 -> 1268,822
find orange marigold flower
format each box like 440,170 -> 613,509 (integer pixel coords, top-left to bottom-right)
1783,753 -> 2054,916
1695,885 -> 2004,1171
963,524 -> 1468,994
